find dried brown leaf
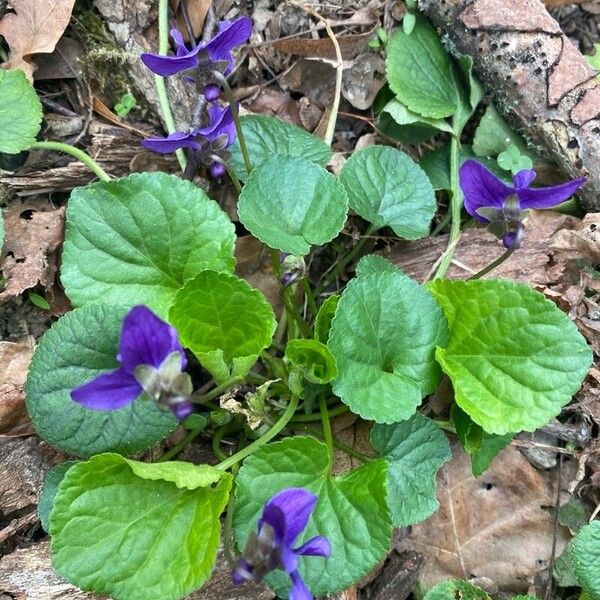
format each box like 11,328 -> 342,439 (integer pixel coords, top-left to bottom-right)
550,213 -> 600,263
172,0 -> 211,42
0,338 -> 35,437
0,0 -> 77,80
273,31 -> 372,60
400,443 -> 569,592
0,200 -> 65,302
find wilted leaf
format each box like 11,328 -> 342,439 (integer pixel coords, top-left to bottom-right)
0,339 -> 35,436
0,0 -> 77,79
0,200 -> 65,302
401,443 -> 570,592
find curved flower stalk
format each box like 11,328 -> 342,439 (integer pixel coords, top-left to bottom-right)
141,18 -> 252,100
233,488 -> 331,600
71,305 -> 193,420
460,159 -> 585,249
141,103 -> 236,178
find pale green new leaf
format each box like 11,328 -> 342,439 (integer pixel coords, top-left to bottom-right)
169,270 -> 276,383
429,279 -> 592,435
51,454 -> 232,600
424,579 -> 490,600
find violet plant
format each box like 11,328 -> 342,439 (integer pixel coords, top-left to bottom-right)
1,6 -> 597,600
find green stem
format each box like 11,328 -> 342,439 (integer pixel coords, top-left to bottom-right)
282,285 -> 311,338
212,425 -> 229,463
319,394 -> 333,461
468,246 -> 515,280
191,376 -> 244,404
434,125 -> 461,279
289,403 -> 349,423
158,427 -> 203,462
216,395 -> 300,471
222,464 -> 239,568
225,163 -> 243,192
214,73 -> 252,176
155,0 -> 187,171
302,276 -> 318,318
30,141 -> 110,181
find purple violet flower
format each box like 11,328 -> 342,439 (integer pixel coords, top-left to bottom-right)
142,104 -> 236,178
460,159 -> 585,249
141,18 -> 252,98
71,305 -> 193,420
233,488 -> 330,600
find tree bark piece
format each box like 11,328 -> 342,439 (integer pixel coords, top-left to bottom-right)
418,0 -> 600,211
93,0 -> 195,129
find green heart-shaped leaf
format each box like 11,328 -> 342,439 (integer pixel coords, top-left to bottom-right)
169,270 -> 276,383
371,413 -> 451,526
237,155 -> 348,256
50,454 -> 232,600
340,145 -> 435,239
572,521 -> 600,600
386,15 -> 460,119
61,172 -> 236,317
234,436 -> 391,598
328,272 -> 448,423
25,304 -> 178,457
230,114 -> 332,180
0,69 -> 42,153
429,279 -> 592,435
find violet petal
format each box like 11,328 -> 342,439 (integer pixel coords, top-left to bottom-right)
141,131 -> 201,154
140,45 -> 201,76
117,306 -> 186,373
169,28 -> 189,56
459,160 -> 513,222
204,17 -> 253,72
71,368 -> 142,410
512,169 -> 536,189
260,488 -> 318,546
196,104 -> 236,144
289,570 -> 313,600
294,535 -> 331,558
517,176 -> 585,210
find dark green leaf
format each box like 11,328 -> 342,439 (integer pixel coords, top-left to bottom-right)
0,68 -> 42,153
230,115 -> 332,181
329,272 -> 448,423
38,461 -> 78,532
234,436 -> 391,597
340,145 -> 436,239
61,172 -> 236,317
25,304 -> 178,457
371,414 -> 451,526
238,155 -> 348,255
386,15 -> 460,119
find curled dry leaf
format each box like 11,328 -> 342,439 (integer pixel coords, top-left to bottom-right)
0,338 -> 35,437
550,213 -> 600,264
0,200 -> 65,302
399,443 -> 570,592
0,0 -> 77,80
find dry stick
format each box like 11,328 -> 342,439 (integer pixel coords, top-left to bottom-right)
287,0 -> 342,146
545,453 -> 562,600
